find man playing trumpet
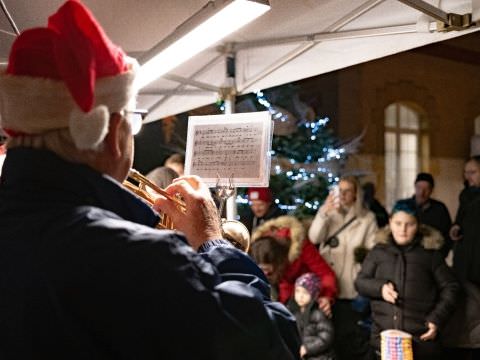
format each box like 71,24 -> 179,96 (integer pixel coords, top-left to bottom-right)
0,1 -> 300,359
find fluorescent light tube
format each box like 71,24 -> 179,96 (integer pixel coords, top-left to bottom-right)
136,0 -> 270,89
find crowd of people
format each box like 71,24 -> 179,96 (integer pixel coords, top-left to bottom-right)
0,1 -> 479,360
239,160 -> 480,360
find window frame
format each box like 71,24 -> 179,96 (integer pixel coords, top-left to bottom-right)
384,102 -> 429,210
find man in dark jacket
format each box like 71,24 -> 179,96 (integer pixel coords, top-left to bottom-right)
0,2 -> 300,359
399,172 -> 452,257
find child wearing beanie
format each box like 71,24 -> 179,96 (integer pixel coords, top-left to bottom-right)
287,273 -> 336,360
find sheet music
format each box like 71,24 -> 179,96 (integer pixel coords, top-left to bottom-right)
185,112 -> 272,187
192,123 -> 263,176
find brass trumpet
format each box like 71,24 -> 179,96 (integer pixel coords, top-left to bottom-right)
123,169 -> 250,252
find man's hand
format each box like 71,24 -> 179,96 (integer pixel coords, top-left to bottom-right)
153,175 -> 222,250
420,322 -> 437,341
318,296 -> 332,317
381,282 -> 398,304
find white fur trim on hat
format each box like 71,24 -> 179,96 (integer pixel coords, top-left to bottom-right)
69,105 -> 109,150
0,59 -> 138,150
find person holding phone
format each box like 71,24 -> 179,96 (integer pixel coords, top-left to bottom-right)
309,176 -> 378,360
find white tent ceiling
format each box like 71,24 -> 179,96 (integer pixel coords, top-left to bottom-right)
1,0 -> 479,122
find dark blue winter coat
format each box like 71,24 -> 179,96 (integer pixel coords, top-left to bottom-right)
0,148 -> 300,360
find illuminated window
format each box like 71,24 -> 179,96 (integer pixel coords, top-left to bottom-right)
384,102 -> 429,210
475,115 -> 480,135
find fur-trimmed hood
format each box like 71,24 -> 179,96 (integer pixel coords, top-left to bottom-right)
251,215 -> 305,263
375,224 -> 444,250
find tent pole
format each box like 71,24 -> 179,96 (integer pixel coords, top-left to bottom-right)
223,53 -> 238,221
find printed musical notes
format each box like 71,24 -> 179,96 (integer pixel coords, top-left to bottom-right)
191,123 -> 262,176
185,112 -> 273,187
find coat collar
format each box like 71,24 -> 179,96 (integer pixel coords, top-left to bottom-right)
409,195 -> 432,212
0,148 -> 159,227
374,224 -> 443,250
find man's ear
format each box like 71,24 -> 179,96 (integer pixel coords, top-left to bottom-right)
105,113 -> 123,159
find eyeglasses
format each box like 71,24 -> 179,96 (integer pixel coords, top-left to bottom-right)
121,109 -> 148,136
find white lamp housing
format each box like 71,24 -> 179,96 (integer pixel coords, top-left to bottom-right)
136,0 -> 270,89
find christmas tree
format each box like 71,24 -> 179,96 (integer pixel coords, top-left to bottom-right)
236,85 -> 349,219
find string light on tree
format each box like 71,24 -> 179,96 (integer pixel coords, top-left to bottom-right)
235,86 -> 355,218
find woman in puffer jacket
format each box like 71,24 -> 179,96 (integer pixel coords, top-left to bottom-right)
355,200 -> 460,360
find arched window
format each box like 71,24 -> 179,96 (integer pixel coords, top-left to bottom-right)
475,115 -> 480,135
384,102 -> 429,210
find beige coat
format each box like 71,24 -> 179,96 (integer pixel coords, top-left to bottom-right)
308,206 -> 377,299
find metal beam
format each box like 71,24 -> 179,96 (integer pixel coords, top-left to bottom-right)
145,53 -> 224,123
233,24 -> 420,51
0,28 -> 16,37
397,0 -> 475,31
140,89 -> 215,96
396,0 -> 449,23
0,0 -> 19,35
324,0 -> 386,32
238,42 -> 315,93
238,0 -> 386,93
162,74 -> 221,92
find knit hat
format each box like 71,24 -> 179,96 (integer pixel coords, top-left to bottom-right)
295,272 -> 321,299
415,172 -> 434,188
247,187 -> 272,203
0,0 -> 138,150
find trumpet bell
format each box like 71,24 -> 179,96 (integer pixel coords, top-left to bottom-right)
221,219 -> 250,253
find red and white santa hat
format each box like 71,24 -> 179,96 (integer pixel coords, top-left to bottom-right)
0,0 -> 138,150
